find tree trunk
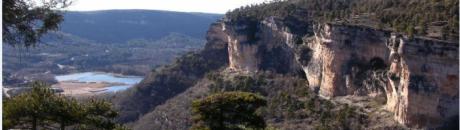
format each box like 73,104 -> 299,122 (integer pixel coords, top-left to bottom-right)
60,120 -> 66,130
32,117 -> 37,130
60,124 -> 66,130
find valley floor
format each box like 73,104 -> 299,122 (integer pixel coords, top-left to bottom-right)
52,81 -> 121,96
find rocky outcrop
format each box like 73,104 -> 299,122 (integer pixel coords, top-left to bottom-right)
309,23 -> 459,128
306,24 -> 391,97
385,35 -> 458,128
224,17 -> 303,74
220,17 -> 459,128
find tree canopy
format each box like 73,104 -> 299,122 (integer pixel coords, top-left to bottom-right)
3,0 -> 71,47
191,91 -> 267,130
3,81 -> 126,130
226,0 -> 459,41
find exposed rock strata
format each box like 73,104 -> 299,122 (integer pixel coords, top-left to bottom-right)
224,17 -> 303,74
385,35 -> 458,127
220,17 -> 459,128
307,24 -> 391,97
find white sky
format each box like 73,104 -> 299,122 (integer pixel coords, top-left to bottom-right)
66,0 -> 268,14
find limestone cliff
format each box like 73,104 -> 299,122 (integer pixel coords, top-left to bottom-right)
385,35 -> 458,127
224,17 -> 303,74
306,24 -> 391,97
219,17 -> 459,128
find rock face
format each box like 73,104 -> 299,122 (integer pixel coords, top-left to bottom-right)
306,24 -> 391,97
385,35 -> 459,127
219,17 -> 459,128
224,17 -> 303,74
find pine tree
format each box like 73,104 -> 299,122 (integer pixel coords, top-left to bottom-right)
3,0 -> 72,47
3,81 -> 126,130
406,24 -> 415,39
191,92 -> 267,130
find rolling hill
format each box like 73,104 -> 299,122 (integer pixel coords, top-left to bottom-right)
58,10 -> 222,43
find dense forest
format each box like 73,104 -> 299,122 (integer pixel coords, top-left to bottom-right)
226,0 -> 458,41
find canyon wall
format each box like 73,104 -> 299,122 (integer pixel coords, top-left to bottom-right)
385,35 -> 458,127
224,17 -> 303,74
307,24 -> 391,97
220,17 -> 459,128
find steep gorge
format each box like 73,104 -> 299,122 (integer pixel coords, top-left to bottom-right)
123,16 -> 457,129
115,1 -> 459,129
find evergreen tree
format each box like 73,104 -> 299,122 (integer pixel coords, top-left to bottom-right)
406,24 -> 415,39
78,99 -> 119,130
3,81 -> 126,130
3,0 -> 71,47
3,82 -> 55,130
191,92 -> 267,130
50,97 -> 85,130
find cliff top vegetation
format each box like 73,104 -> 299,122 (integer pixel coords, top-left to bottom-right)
226,0 -> 458,41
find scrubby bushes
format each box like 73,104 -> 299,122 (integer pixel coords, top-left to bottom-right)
112,37 -> 229,123
205,72 -> 370,129
207,73 -> 267,94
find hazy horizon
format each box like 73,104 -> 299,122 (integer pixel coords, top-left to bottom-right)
66,0 -> 267,14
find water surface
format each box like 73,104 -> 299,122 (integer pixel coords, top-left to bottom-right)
55,72 -> 143,92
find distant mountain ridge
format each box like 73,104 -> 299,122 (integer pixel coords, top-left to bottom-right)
59,10 -> 222,43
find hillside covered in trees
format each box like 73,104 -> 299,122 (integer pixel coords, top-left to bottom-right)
226,0 -> 458,41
